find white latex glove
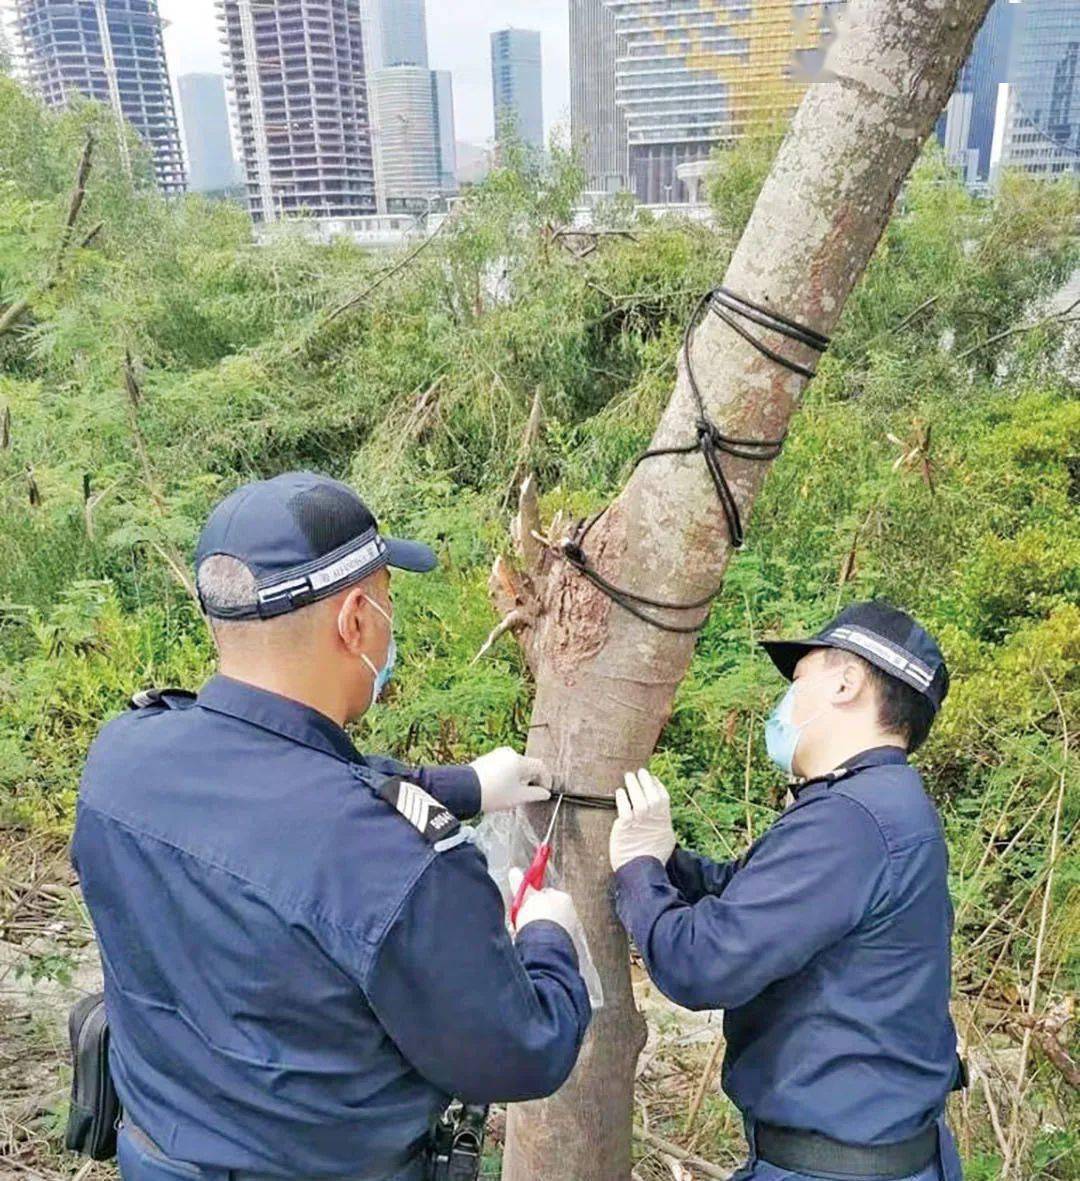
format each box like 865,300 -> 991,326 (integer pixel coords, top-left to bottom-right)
609,768 -> 677,872
471,746 -> 552,813
508,867 -> 583,941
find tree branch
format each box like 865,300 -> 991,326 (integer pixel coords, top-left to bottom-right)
634,1130 -> 729,1180
1003,671 -> 1070,1175
121,353 -> 199,605
956,297 -> 1080,361
0,134 -> 96,342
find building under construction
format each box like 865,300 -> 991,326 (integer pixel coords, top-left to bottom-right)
15,0 -> 186,194
217,0 -> 377,223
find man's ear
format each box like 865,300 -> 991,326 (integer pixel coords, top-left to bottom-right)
836,656 -> 869,704
336,587 -> 371,656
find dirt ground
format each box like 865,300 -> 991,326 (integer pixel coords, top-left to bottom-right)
0,835 -> 112,1180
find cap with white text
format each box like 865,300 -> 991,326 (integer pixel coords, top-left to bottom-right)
760,600 -> 949,712
195,471 -> 437,620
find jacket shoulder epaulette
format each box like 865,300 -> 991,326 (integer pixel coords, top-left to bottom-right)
370,774 -> 465,852
128,688 -> 198,711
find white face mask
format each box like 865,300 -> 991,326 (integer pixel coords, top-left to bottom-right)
358,594 -> 395,710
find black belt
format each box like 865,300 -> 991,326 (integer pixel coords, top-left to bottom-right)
755,1121 -> 938,1180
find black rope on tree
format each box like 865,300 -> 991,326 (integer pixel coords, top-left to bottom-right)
557,286 -> 830,634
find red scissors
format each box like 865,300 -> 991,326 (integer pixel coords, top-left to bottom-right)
510,793 -> 564,928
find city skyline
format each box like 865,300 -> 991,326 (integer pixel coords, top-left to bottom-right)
157,0 -> 570,148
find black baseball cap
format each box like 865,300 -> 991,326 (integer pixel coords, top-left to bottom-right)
760,601 -> 949,712
195,471 -> 437,620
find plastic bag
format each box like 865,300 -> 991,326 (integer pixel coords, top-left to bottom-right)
473,810 -> 604,1010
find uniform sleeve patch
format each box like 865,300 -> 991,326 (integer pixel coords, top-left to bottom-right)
376,776 -> 463,850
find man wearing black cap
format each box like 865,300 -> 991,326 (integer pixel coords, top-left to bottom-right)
609,602 -> 963,1181
72,472 -> 592,1181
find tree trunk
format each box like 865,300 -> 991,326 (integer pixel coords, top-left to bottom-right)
497,3 -> 992,1179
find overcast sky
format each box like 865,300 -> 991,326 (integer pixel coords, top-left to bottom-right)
158,1 -> 571,146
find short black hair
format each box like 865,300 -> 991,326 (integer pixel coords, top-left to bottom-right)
825,648 -> 937,752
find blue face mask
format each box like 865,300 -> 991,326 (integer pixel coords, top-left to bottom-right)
360,595 -> 395,708
764,674 -> 833,776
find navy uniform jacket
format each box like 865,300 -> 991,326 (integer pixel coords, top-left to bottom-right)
72,675 -> 591,1179
614,747 -> 958,1145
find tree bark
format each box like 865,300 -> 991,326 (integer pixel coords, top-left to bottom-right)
498,4 -> 992,1180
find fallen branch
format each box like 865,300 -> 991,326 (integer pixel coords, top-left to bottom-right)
635,1129 -> 730,1180
1004,1019 -> 1080,1091
684,1032 -> 725,1139
55,134 -> 95,263
504,388 -> 543,509
977,1069 -> 1011,1163
955,297 -> 1080,361
316,202 -> 466,336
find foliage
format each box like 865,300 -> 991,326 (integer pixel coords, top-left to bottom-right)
1,76 -> 1077,1176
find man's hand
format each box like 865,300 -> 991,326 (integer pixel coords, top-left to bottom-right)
609,769 -> 677,872
471,747 -> 552,813
508,868 -> 583,941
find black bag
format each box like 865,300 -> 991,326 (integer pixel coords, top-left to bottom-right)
65,992 -> 121,1160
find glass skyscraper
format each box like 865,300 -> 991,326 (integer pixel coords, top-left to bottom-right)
998,0 -> 1079,177
371,63 -> 439,207
490,27 -> 543,151
378,0 -> 426,67
937,0 -> 1015,185
570,0 -> 628,192
940,0 -> 1079,186
178,72 -> 239,194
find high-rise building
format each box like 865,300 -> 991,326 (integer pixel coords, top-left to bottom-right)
490,27 -> 543,150
217,0 -> 376,223
603,1 -> 841,204
15,0 -> 186,193
371,63 -> 439,208
994,0 -> 1079,179
431,68 -> 457,192
379,0 -> 427,67
570,0 -> 627,192
367,0 -> 456,208
939,0 -> 1079,187
178,73 -> 239,194
937,0 -> 1015,186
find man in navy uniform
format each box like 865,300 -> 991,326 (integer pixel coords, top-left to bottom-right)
610,602 -> 963,1181
73,471 -> 592,1181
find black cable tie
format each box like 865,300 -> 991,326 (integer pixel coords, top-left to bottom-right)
555,286 -> 830,634
551,790 -> 618,811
